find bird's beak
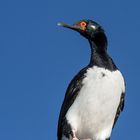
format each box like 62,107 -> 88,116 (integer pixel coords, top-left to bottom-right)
57,22 -> 81,32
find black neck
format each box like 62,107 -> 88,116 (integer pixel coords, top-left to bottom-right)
88,33 -> 117,71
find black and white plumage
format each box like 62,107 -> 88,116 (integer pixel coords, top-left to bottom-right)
57,20 -> 125,140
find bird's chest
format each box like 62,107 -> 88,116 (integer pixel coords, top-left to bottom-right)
66,66 -> 125,139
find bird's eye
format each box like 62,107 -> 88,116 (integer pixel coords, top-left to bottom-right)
80,21 -> 87,27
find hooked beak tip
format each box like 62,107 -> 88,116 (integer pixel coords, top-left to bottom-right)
57,22 -> 71,28
57,22 -> 78,31
57,22 -> 63,26
57,21 -> 82,33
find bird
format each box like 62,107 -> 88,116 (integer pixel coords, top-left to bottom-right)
57,19 -> 125,140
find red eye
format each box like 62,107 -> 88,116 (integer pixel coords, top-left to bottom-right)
80,21 -> 87,27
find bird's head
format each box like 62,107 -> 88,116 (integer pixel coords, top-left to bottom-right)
58,20 -> 104,40
58,19 -> 107,50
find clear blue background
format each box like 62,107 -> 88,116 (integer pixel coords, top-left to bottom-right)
0,0 -> 139,140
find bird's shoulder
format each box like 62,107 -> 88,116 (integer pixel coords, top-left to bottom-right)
57,66 -> 88,139
59,66 -> 88,119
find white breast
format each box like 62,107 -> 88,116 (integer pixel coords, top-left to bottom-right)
66,66 -> 125,140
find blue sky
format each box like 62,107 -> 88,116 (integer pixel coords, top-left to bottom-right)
0,0 -> 139,140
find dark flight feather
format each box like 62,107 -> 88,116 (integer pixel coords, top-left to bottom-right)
113,92 -> 125,127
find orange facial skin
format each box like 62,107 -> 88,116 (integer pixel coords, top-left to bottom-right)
77,21 -> 87,31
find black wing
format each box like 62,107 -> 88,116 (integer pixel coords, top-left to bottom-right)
57,67 -> 88,140
113,92 -> 125,128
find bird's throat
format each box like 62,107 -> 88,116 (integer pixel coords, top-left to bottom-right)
88,40 -> 117,71
89,39 -> 106,64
